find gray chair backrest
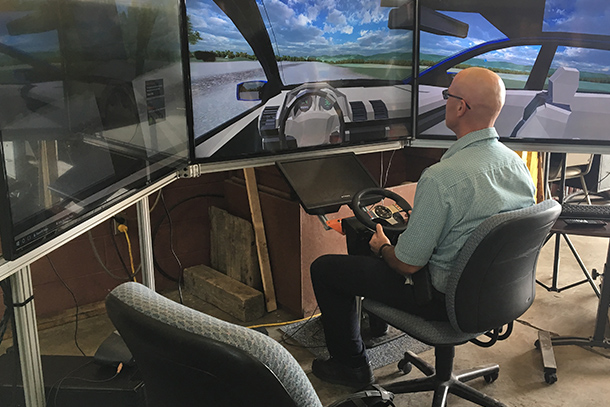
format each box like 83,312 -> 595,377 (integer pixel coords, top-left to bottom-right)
445,200 -> 561,334
106,282 -> 323,407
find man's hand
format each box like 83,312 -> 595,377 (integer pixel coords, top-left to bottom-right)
369,223 -> 423,276
369,224 -> 391,256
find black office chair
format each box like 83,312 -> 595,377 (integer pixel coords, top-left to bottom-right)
105,282 -> 323,407
363,199 -> 561,407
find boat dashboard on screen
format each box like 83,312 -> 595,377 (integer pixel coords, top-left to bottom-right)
415,0 -> 610,149
0,0 -> 190,260
187,0 -> 415,162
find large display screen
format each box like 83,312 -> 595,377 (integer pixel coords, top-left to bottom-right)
187,0 -> 415,162
0,0 -> 190,260
276,153 -> 379,215
415,0 -> 610,148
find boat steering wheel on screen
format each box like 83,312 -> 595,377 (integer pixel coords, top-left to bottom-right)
351,187 -> 412,234
277,89 -> 346,149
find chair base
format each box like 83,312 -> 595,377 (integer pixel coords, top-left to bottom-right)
384,347 -> 506,407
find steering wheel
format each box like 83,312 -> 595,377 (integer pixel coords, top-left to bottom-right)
277,89 -> 346,149
351,188 -> 412,234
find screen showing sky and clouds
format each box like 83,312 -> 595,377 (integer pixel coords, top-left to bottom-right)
543,0 -> 610,36
187,0 -> 413,140
420,0 -> 610,77
188,0 -> 412,70
417,0 -> 610,143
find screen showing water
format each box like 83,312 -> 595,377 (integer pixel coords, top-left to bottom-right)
186,0 -> 414,160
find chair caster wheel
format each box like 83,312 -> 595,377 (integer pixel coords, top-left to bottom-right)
484,372 -> 499,383
544,371 -> 557,384
534,339 -> 540,350
397,359 -> 412,375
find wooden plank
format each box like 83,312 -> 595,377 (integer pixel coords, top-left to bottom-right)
243,167 -> 277,312
209,206 -> 262,291
183,264 -> 265,322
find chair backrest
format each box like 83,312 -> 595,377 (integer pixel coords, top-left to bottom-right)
565,153 -> 593,168
445,200 -> 561,334
106,282 -> 323,407
548,153 -> 594,181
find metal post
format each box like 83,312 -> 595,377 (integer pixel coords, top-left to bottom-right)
137,196 -> 155,290
592,240 -> 610,341
9,266 -> 45,407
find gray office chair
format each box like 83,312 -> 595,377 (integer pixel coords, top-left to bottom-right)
106,282 -> 323,407
363,200 -> 561,407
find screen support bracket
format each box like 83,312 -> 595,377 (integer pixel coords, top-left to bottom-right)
317,214 -> 332,231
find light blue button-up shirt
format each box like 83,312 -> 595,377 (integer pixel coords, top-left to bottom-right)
394,127 -> 536,294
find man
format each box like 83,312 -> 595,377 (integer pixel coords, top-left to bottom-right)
310,67 -> 536,388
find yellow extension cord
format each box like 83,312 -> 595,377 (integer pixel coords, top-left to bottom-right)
247,313 -> 321,329
117,224 -> 137,282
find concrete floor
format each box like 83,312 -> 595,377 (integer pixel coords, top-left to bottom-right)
1,233 -> 609,406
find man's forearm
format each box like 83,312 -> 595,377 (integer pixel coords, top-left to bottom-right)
379,245 -> 423,276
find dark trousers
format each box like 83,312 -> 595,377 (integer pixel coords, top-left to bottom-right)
310,254 -> 447,367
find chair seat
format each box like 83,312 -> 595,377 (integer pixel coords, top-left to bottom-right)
363,299 -> 485,347
563,166 -> 587,178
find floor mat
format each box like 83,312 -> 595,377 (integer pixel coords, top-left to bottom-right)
280,314 -> 431,371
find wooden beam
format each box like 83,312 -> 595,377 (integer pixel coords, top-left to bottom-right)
243,167 -> 277,312
183,265 -> 265,322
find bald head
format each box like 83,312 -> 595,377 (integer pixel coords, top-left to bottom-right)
445,67 -> 506,138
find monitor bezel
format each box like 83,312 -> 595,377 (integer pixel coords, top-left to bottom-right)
414,3 -> 610,153
0,0 -> 193,261
186,0 -> 418,167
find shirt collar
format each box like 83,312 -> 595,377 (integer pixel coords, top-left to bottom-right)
441,127 -> 500,161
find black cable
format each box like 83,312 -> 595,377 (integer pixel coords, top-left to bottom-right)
383,150 -> 396,188
46,256 -> 86,357
46,360 -> 93,407
87,231 -> 131,281
50,361 -> 124,406
151,193 -> 224,283
279,307 -> 328,350
160,192 -> 185,304
598,171 -> 610,186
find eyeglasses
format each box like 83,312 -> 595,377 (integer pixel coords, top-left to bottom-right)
442,89 -> 471,110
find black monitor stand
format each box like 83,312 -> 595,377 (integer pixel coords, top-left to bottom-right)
537,247 -> 610,384
537,153 -> 610,384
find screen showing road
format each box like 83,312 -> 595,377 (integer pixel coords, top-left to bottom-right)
187,0 -> 414,160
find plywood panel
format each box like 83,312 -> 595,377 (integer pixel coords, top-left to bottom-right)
209,206 -> 262,291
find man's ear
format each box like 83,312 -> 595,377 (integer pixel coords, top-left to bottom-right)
456,101 -> 468,117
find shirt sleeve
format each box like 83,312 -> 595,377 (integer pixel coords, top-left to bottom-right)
394,172 -> 449,267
